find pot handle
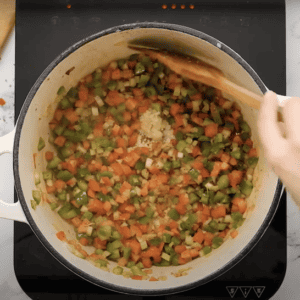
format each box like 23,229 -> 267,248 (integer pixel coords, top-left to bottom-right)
0,128 -> 28,224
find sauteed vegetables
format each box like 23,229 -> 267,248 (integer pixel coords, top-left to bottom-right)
33,52 -> 258,277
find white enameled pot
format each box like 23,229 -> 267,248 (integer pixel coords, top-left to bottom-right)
0,23 -> 287,295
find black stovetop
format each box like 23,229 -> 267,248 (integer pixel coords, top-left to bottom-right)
15,1 -> 286,299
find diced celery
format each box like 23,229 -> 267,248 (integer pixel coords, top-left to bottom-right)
113,266 -> 123,275
217,175 -> 230,189
32,190 -> 42,204
168,208 -> 180,221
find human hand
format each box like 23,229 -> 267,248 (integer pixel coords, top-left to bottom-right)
258,91 -> 300,207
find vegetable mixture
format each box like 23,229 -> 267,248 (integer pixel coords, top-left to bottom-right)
33,52 -> 258,279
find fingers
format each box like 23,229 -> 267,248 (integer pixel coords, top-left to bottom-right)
282,96 -> 300,149
258,91 -> 288,164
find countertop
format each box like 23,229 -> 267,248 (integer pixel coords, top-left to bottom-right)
0,1 -> 300,299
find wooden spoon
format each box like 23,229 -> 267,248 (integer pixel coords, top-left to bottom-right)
128,45 -> 284,121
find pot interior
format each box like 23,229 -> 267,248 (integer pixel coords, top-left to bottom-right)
16,25 -> 279,294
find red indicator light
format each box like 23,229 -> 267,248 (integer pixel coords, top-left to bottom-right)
162,4 -> 167,9
189,4 -> 195,9
67,4 -> 71,9
181,4 -> 186,9
171,4 -> 177,9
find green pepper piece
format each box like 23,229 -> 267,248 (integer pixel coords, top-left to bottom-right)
135,62 -> 145,75
81,211 -> 93,221
162,161 -> 172,172
247,157 -> 259,167
230,149 -> 242,160
171,236 -> 181,245
210,103 -> 222,125
212,237 -> 223,249
98,225 -> 112,240
189,169 -> 199,181
43,171 -> 53,180
77,168 -> 91,179
240,132 -> 250,141
172,160 -> 181,169
240,121 -> 251,133
74,191 -> 88,206
146,207 -> 155,218
60,97 -> 72,109
149,237 -> 162,246
96,259 -> 108,267
138,216 -> 150,224
175,131 -> 184,141
212,191 -> 226,204
242,144 -> 251,153
96,171 -> 113,180
113,182 -> 122,192
218,223 -> 227,231
54,125 -> 65,136
217,175 -> 230,189
49,203 -> 58,210
106,80 -> 117,91
183,155 -> 194,164
32,190 -> 42,204
47,156 -> 61,169
67,87 -> 78,98
123,247 -> 132,260
57,190 -> 67,201
189,193 -> 199,204
162,233 -> 172,243
109,249 -> 120,260
57,86 -> 66,95
38,137 -> 45,151
129,175 -> 141,186
112,266 -> 123,275
191,127 -> 204,138
57,170 -> 73,182
176,140 -> 187,152
168,208 -> 180,221
135,160 -> 146,171
240,180 -> 253,196
200,194 -> 209,205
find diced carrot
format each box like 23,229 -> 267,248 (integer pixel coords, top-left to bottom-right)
205,123 -> 218,138
66,178 -> 76,186
170,103 -> 183,116
105,90 -> 125,107
191,113 -> 203,126
56,231 -> 66,241
111,162 -> 124,176
54,109 -> 64,121
211,206 -> 227,219
120,164 -> 132,176
248,148 -> 257,157
232,197 -> 247,214
112,124 -> 121,136
118,257 -> 128,267
130,224 -> 142,237
117,137 -> 126,148
178,256 -> 187,265
231,110 -> 241,120
87,189 -> 96,198
119,181 -> 131,195
230,230 -> 238,239
82,140 -> 90,150
139,224 -> 148,234
78,219 -> 90,233
140,184 -> 148,197
100,186 -> 109,195
233,135 -> 243,146
175,202 -> 186,215
111,68 -> 121,80
183,174 -> 191,185
123,151 -> 140,167
192,146 -> 201,157
126,239 -> 141,255
228,170 -> 244,188
78,85 -> 89,102
79,237 -> 89,246
202,205 -> 211,216
200,168 -> 210,178
149,167 -> 160,175
54,136 -> 66,147
117,194 -> 129,204
65,109 -> 79,124
132,275 -> 143,280
192,161 -> 204,171
108,151 -> 119,163
156,174 -> 169,185
103,201 -> 112,212
128,132 -> 138,147
45,151 -> 54,161
122,69 -> 134,79
119,212 -> 131,220
54,179 -> 66,190
181,249 -> 192,259
93,237 -> 107,249
123,111 -> 132,122
193,230 -> 204,244
75,100 -> 85,108
210,161 -> 222,177
119,226 -> 132,239
102,176 -> 112,187
123,124 -> 133,136
88,199 -> 106,215
245,138 -> 253,148
46,185 -> 56,194
132,88 -> 144,97
221,152 -> 231,163
141,246 -> 161,258
174,245 -> 187,254
138,105 -> 149,113
229,157 -> 237,166
149,277 -> 158,281
174,114 -> 184,128
131,120 -> 141,131
125,97 -> 138,111
88,179 -> 101,192
204,232 -> 214,246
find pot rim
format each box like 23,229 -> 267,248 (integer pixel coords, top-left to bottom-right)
12,21 -> 283,296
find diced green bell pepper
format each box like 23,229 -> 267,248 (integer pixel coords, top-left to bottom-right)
240,180 -> 253,196
38,137 -> 45,151
57,170 -> 73,182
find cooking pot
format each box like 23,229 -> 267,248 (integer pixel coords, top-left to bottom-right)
0,23 -> 286,295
